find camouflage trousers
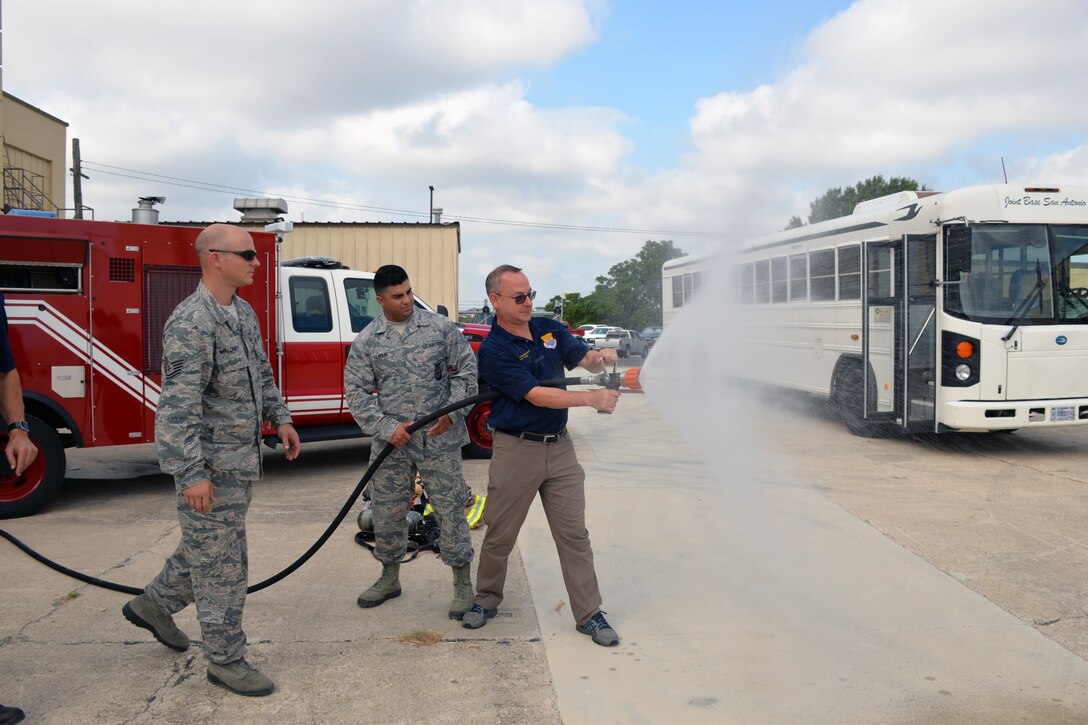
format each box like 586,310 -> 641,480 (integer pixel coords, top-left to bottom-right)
368,445 -> 474,568
145,473 -> 253,664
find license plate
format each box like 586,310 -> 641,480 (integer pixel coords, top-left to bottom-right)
1051,406 -> 1075,422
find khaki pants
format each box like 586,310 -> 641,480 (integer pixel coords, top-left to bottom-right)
474,431 -> 602,626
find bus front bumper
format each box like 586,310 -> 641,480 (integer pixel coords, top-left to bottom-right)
943,398 -> 1088,431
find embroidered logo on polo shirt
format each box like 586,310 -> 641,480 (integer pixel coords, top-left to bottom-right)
541,332 -> 557,349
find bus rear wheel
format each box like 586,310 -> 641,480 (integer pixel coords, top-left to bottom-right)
0,414 -> 66,518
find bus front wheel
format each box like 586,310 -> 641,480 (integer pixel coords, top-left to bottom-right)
834,365 -> 881,438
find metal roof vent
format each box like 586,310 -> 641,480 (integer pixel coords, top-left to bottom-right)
234,197 -> 288,223
132,196 -> 165,224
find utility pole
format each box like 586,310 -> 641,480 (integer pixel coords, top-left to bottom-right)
71,138 -> 89,219
429,185 -> 435,223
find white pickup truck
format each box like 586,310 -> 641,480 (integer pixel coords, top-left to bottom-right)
594,328 -> 649,358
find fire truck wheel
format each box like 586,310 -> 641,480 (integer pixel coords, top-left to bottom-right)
461,401 -> 493,460
0,415 -> 66,519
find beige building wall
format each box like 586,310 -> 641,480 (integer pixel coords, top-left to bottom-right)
1,93 -> 68,215
242,221 -> 462,316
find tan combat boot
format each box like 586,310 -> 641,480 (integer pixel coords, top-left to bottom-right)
206,658 -> 275,697
357,563 -> 401,608
448,563 -> 473,620
122,593 -> 190,651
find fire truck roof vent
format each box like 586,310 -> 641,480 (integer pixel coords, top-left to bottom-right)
234,197 -> 288,223
132,196 -> 166,224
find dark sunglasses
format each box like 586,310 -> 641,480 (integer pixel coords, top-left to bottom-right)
502,290 -> 537,305
210,248 -> 258,261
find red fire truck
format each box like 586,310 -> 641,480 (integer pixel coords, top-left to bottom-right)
0,215 -> 493,518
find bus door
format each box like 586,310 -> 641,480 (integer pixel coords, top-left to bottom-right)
862,241 -> 900,424
903,234 -> 938,432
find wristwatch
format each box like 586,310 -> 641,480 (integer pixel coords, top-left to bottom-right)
7,420 -> 30,434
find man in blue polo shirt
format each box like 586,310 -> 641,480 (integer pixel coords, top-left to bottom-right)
461,264 -> 622,647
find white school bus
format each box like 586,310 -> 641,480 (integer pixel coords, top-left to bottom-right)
666,183 -> 1088,435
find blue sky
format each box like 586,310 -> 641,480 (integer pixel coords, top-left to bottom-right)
5,0 -> 1087,308
523,1 -> 853,171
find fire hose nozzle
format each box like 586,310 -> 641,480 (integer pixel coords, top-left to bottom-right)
575,367 -> 641,390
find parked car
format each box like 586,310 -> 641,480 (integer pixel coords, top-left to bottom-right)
576,324 -> 601,333
456,321 -> 491,354
596,329 -> 649,358
640,325 -> 663,347
584,326 -> 617,348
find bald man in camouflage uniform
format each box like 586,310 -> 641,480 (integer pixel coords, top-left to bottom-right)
122,224 -> 300,697
345,264 -> 477,619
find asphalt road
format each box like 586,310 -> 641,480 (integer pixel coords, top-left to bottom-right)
4,352 -> 1088,723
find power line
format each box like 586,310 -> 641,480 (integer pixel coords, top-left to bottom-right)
81,160 -> 722,238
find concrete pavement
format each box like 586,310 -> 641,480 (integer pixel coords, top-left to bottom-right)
525,393 -> 1088,724
3,380 -> 1088,722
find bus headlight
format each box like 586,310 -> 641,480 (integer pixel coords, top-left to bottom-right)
943,331 -> 980,388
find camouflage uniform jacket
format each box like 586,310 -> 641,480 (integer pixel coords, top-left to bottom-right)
155,281 -> 292,490
345,309 -> 477,455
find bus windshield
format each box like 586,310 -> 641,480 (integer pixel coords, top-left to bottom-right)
944,224 -> 1088,324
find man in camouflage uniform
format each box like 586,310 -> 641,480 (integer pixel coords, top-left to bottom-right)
122,224 -> 300,697
345,264 -> 477,619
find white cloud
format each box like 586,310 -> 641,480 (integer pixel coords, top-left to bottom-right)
685,0 -> 1088,179
4,0 -> 1087,304
5,0 -> 595,118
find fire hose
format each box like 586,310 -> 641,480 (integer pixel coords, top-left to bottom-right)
0,368 -> 642,595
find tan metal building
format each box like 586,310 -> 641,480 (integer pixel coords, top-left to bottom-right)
239,220 -> 462,316
0,92 -> 68,216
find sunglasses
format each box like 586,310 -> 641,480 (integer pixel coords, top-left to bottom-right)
210,248 -> 258,261
501,290 -> 537,305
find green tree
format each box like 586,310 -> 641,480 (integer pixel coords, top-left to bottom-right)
589,239 -> 685,330
806,175 -> 926,224
785,214 -> 804,230
544,292 -> 604,328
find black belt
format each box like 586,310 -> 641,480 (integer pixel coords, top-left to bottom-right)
497,428 -> 567,443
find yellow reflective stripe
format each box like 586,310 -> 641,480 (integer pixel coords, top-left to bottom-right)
422,496 -> 486,527
465,495 -> 486,529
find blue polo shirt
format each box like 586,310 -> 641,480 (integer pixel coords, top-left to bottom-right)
479,317 -> 590,434
0,293 -> 15,373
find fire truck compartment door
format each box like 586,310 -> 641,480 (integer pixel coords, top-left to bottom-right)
52,366 -> 86,398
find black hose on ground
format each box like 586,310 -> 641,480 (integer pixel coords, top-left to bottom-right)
0,375 -> 594,595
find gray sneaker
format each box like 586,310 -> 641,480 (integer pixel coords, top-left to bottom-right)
576,611 -> 619,647
122,594 -> 190,652
206,658 -> 275,697
461,603 -> 496,629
